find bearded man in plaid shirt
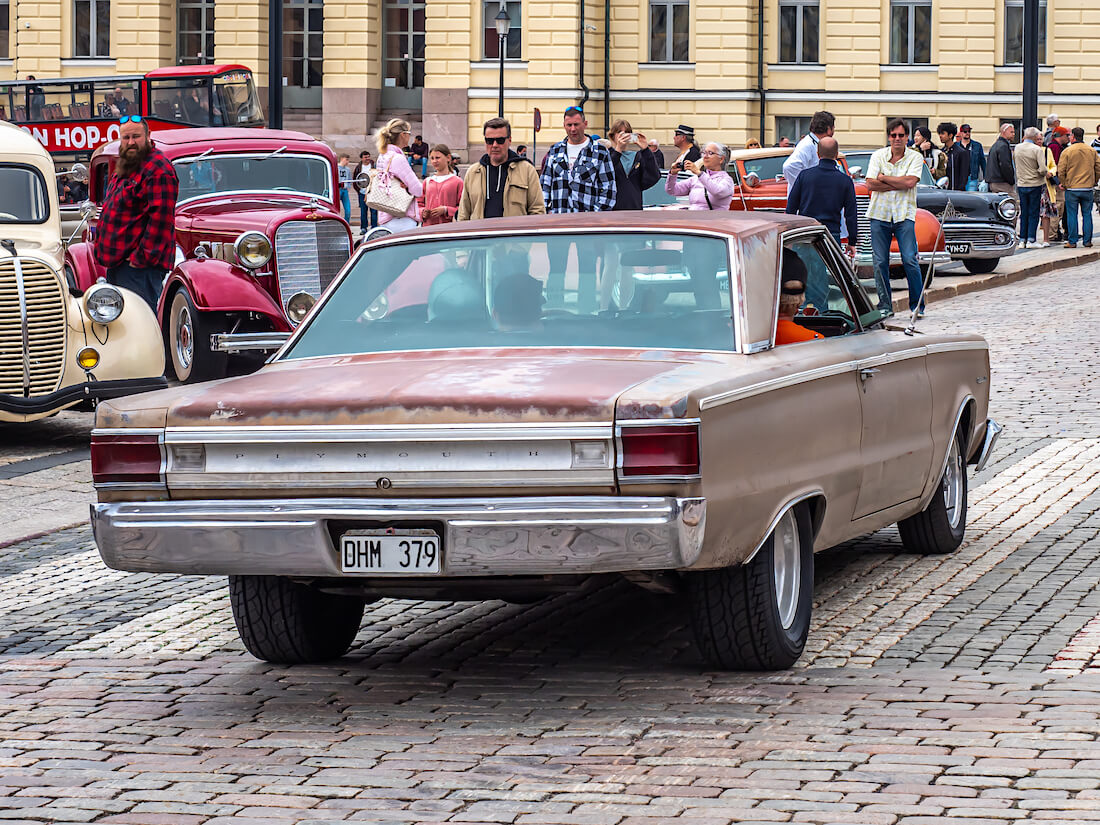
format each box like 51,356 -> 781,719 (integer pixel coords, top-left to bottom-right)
539,106 -> 616,309
94,117 -> 179,312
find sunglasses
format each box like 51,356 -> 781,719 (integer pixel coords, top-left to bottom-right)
119,115 -> 143,124
485,136 -> 509,145
747,143 -> 760,148
889,132 -> 908,138
564,106 -> 584,116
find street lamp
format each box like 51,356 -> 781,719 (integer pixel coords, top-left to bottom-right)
495,5 -> 511,118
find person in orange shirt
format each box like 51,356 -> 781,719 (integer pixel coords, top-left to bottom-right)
775,255 -> 825,345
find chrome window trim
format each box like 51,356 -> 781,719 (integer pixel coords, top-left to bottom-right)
855,347 -> 928,369
699,359 -> 859,410
742,489 -> 824,565
616,418 -> 700,428
171,151 -> 335,206
925,340 -> 988,354
279,226 -> 743,361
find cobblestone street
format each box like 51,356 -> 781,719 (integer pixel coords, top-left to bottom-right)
1,263 -> 1099,823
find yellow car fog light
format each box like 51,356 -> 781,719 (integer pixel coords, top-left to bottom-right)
77,347 -> 100,370
285,291 -> 315,325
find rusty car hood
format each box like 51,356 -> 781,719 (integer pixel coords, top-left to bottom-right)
96,349 -> 742,429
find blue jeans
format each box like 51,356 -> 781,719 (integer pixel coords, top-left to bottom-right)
340,188 -> 352,223
1065,188 -> 1093,245
107,263 -> 166,313
357,192 -> 378,231
1017,185 -> 1042,243
870,218 -> 923,312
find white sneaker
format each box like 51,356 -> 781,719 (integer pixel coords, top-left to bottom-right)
1018,240 -> 1028,249
1034,241 -> 1049,248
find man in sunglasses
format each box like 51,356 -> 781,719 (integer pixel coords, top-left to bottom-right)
93,116 -> 179,313
457,117 -> 545,220
864,118 -> 925,316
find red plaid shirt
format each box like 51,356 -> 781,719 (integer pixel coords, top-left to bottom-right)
94,146 -> 179,271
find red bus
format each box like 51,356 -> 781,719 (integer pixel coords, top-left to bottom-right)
0,64 -> 265,159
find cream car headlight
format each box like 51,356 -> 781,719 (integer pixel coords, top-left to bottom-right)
84,281 -> 125,324
997,198 -> 1018,221
285,291 -> 315,324
234,231 -> 272,269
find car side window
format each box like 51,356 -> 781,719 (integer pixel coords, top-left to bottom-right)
783,236 -> 859,337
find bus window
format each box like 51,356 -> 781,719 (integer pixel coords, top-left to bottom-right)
92,81 -> 139,119
150,78 -> 213,126
0,86 -> 10,121
71,83 -> 94,118
214,71 -> 264,126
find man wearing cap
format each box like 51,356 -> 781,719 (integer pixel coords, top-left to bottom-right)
782,111 -> 835,189
958,124 -> 986,191
775,253 -> 825,346
670,125 -> 701,169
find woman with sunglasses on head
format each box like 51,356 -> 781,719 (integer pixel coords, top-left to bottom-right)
373,118 -> 423,233
666,142 -> 735,210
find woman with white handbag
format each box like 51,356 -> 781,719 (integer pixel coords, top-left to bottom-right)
368,118 -> 423,234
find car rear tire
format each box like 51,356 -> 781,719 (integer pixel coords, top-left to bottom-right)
686,505 -> 814,671
167,287 -> 226,383
898,427 -> 968,554
963,258 -> 999,275
229,575 -> 365,664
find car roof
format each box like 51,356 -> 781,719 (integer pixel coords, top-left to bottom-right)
93,128 -> 330,160
0,120 -> 53,159
728,147 -> 795,162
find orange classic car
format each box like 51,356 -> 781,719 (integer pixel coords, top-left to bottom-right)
727,147 -> 950,271
89,212 -> 1000,672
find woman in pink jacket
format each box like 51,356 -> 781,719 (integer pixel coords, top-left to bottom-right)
375,118 -> 423,233
665,142 -> 734,210
418,144 -> 463,227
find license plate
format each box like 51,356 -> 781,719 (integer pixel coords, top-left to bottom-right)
946,242 -> 971,255
339,529 -> 441,574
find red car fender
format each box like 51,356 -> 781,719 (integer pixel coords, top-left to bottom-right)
65,242 -> 108,291
158,259 -> 289,330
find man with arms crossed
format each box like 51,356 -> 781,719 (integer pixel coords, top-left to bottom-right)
864,118 -> 925,316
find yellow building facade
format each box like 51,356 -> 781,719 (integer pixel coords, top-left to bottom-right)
2,0 -> 1096,158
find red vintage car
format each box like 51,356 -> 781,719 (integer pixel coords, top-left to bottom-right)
67,128 -> 352,382
727,147 -> 949,271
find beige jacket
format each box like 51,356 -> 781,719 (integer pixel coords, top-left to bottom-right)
1014,140 -> 1049,188
458,155 -> 546,220
1057,141 -> 1100,190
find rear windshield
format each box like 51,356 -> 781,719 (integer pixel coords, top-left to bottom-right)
0,165 -> 50,223
283,231 -> 736,360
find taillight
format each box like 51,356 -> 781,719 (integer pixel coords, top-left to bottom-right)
91,433 -> 163,484
619,424 -> 700,478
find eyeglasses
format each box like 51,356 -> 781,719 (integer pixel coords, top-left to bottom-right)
119,115 -> 143,124
485,136 -> 509,145
702,150 -> 721,157
564,106 -> 583,116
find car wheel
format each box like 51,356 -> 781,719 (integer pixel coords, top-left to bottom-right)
899,427 -> 968,554
167,288 -> 226,383
229,575 -> 365,664
686,505 -> 814,671
963,258 -> 999,275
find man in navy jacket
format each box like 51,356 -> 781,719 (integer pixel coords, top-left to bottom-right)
785,137 -> 858,312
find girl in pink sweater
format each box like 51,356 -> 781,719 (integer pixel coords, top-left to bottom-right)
375,118 -> 423,233
419,144 -> 463,226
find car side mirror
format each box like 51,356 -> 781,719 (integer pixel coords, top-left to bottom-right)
848,165 -> 863,179
936,176 -> 949,189
69,163 -> 89,183
79,200 -> 96,219
744,172 -> 760,188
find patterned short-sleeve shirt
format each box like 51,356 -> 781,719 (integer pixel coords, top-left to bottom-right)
865,146 -> 924,223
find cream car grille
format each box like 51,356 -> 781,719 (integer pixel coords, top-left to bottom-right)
0,259 -> 66,397
273,220 -> 350,318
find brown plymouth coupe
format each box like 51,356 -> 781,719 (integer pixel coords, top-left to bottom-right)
89,211 -> 1000,671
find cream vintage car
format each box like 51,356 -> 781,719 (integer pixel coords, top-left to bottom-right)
89,211 -> 1000,671
0,122 -> 166,422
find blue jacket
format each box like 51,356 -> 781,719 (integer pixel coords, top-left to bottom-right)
965,138 -> 986,180
785,158 -> 858,246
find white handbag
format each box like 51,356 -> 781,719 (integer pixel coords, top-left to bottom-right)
364,156 -> 414,217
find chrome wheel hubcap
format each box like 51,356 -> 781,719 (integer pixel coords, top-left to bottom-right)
773,510 -> 801,630
175,305 -> 194,371
943,437 -> 964,530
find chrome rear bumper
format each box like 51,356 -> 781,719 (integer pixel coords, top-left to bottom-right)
91,496 -> 707,577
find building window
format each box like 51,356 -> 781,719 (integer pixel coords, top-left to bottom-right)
649,0 -> 689,63
1,0 -> 10,59
778,0 -> 818,64
889,0 -> 931,65
283,0 -> 323,90
74,0 -> 111,57
483,1 -> 521,59
1004,0 -> 1046,65
775,116 -> 811,145
178,0 -> 215,64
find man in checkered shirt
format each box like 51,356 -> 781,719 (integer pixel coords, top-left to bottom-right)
93,117 -> 179,312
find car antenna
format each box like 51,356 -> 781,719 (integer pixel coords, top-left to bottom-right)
905,198 -> 954,336
258,146 -> 287,161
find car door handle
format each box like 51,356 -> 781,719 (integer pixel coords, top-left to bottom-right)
859,367 -> 879,382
